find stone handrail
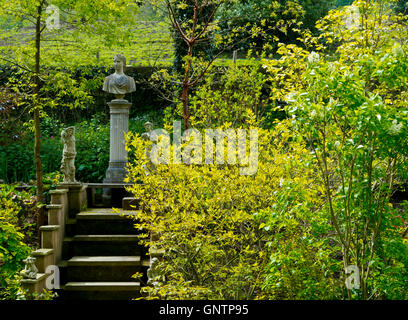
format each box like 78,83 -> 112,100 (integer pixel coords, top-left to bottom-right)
20,184 -> 87,297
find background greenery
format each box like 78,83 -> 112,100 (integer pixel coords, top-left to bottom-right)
0,111 -> 164,183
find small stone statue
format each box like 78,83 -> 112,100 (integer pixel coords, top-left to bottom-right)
147,257 -> 159,285
141,122 -> 157,175
60,126 -> 77,183
20,257 -> 38,279
103,54 -> 136,100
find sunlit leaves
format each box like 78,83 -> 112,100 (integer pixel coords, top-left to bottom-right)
124,119 -> 335,299
262,0 -> 408,299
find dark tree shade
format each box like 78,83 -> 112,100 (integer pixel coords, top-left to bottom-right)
394,0 -> 408,14
335,0 -> 353,6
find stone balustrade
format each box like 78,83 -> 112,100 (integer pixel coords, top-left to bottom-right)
20,184 -> 87,297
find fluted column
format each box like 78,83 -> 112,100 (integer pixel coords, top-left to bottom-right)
104,99 -> 131,183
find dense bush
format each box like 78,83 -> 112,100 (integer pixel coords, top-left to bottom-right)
0,184 -> 33,300
0,185 -> 38,246
188,60 -> 284,129
0,183 -> 63,300
217,0 -> 336,54
0,220 -> 30,300
126,121 -> 345,299
263,0 -> 408,299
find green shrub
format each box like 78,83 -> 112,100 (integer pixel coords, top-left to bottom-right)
0,141 -> 34,183
74,120 -> 110,182
263,0 -> 408,299
0,184 -> 38,246
188,61 -> 273,129
0,219 -> 30,300
0,185 -> 31,300
126,121 -> 341,299
259,179 -> 343,299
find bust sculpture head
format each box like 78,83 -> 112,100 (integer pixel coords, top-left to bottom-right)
103,54 -> 136,100
113,54 -> 126,74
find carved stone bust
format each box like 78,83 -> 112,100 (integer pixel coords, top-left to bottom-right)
103,54 -> 136,99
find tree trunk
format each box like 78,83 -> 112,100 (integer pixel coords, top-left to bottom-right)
181,44 -> 193,129
181,83 -> 190,129
34,4 -> 45,233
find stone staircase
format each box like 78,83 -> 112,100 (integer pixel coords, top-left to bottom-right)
56,208 -> 149,300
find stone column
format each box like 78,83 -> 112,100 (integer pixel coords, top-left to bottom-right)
104,99 -> 131,183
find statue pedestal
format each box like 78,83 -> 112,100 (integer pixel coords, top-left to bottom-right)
103,99 -> 131,206
104,99 -> 131,183
20,273 -> 49,296
56,183 -> 86,217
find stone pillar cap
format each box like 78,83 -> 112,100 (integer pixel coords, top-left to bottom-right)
31,249 -> 54,257
39,225 -> 60,231
46,204 -> 63,209
50,189 -> 68,194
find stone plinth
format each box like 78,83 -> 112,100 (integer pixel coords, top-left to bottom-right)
56,183 -> 87,217
31,249 -> 54,273
20,273 -> 49,296
104,99 -> 131,183
49,188 -> 69,219
46,204 -> 63,225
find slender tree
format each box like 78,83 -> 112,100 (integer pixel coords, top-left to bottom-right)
163,0 -> 226,129
150,0 -> 303,129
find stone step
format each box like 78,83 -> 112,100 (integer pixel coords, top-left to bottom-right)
62,235 -> 143,257
122,197 -> 141,210
64,256 -> 144,282
57,259 -> 150,284
67,256 -> 141,266
72,235 -> 140,241
59,282 -> 141,300
54,205 -> 147,300
75,219 -> 138,235
76,208 -> 139,220
73,209 -> 139,235
64,281 -> 141,291
65,219 -> 76,237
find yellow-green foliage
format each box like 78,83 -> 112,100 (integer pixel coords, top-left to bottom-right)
0,185 -> 31,300
189,61 -> 270,129
263,0 -> 408,299
125,120 -> 343,299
